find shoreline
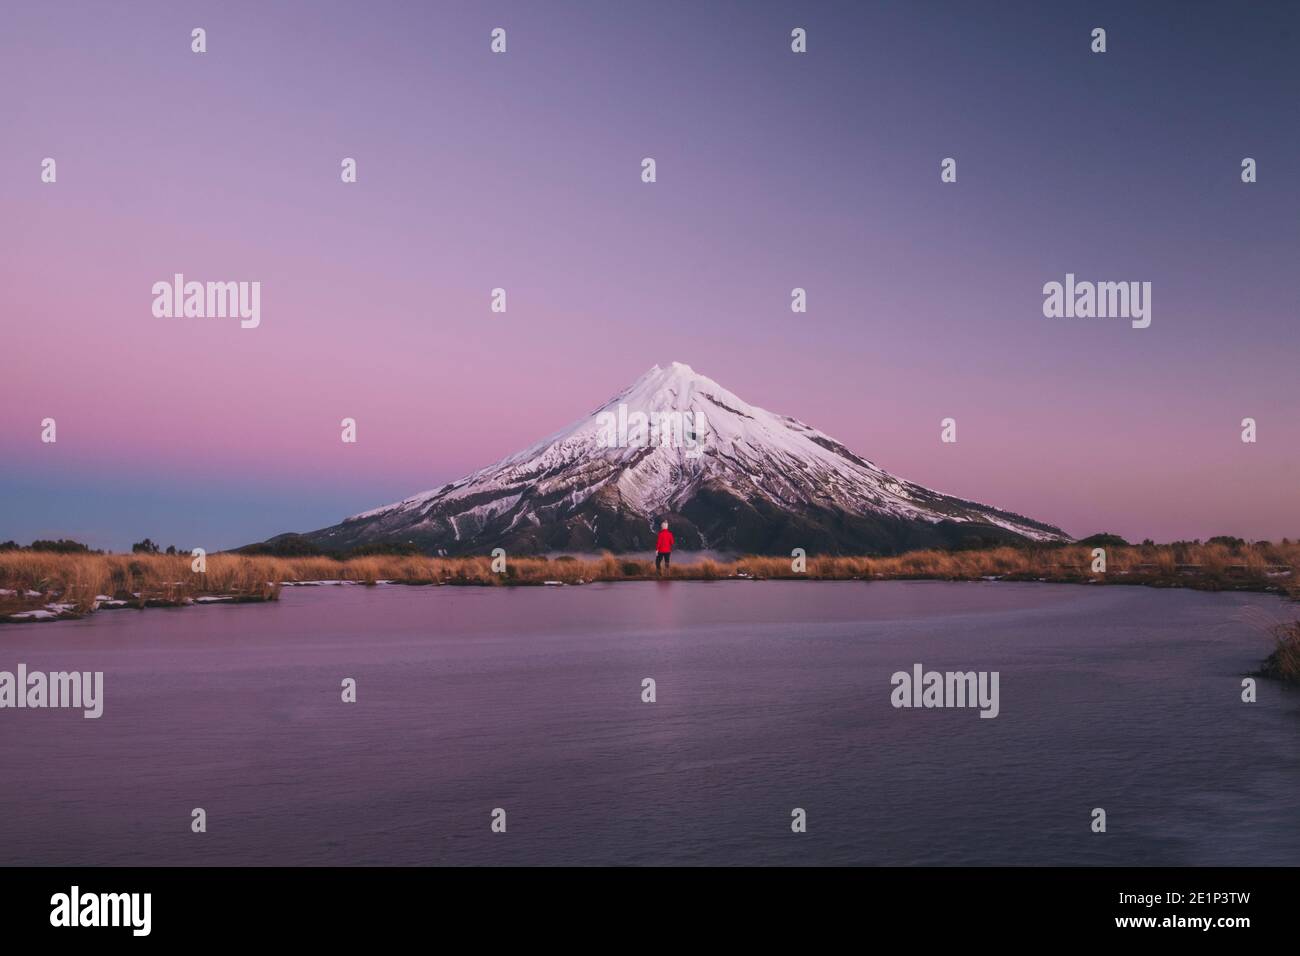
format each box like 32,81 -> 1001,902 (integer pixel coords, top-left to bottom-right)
4,548 -> 1297,683
2,544 -> 1296,622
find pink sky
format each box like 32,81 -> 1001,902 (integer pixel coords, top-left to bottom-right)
2,1 -> 1298,550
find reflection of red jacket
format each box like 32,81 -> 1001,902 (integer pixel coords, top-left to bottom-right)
656,529 -> 674,553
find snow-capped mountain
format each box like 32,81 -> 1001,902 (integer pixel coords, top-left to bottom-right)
281,362 -> 1068,555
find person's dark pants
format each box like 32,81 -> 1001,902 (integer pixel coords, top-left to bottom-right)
656,551 -> 671,573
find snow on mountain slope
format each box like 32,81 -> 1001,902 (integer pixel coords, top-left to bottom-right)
287,362 -> 1068,555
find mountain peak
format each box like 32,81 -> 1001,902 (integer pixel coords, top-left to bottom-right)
615,361 -> 740,417
633,360 -> 703,388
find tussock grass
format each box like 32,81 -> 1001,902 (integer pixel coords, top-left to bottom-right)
0,552 -> 280,616
2,542 -> 1297,628
1261,621 -> 1300,684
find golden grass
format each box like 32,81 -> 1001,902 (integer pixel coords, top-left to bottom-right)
1263,620 -> 1300,683
0,552 -> 280,615
1,541 -> 1296,624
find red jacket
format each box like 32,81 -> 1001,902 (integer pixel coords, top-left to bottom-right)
656,529 -> 674,553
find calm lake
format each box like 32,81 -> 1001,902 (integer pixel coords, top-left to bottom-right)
1,581 -> 1297,866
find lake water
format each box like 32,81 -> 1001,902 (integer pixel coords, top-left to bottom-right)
1,581 -> 1296,866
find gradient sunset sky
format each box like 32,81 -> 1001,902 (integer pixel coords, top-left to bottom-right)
2,1 -> 1298,551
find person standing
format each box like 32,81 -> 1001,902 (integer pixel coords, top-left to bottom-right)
655,520 -> 674,575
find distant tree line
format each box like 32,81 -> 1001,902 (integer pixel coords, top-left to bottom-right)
236,534 -> 423,559
0,538 -> 187,555
0,533 -> 1289,557
129,538 -> 189,555
0,539 -> 102,554
930,532 -> 1285,553
0,535 -> 424,558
